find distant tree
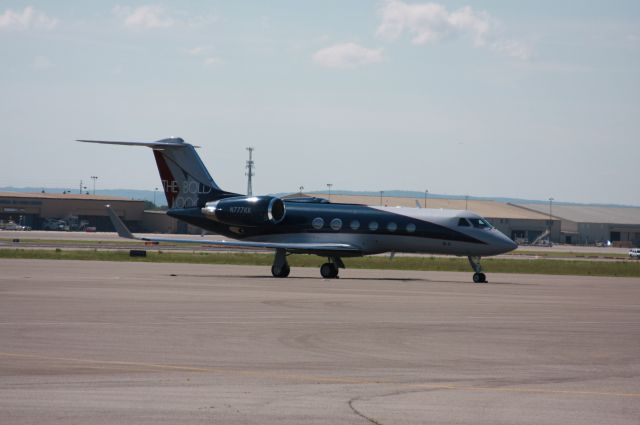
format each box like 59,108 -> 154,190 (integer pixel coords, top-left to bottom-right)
143,200 -> 157,210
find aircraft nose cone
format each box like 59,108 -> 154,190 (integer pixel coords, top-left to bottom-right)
500,234 -> 518,253
490,231 -> 517,254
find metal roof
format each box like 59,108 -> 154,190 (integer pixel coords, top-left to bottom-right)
312,194 -> 551,220
0,192 -> 140,202
513,203 -> 640,225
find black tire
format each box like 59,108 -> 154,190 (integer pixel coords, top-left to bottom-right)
330,264 -> 339,278
271,264 -> 290,278
320,263 -> 338,279
479,272 -> 487,283
473,273 -> 483,283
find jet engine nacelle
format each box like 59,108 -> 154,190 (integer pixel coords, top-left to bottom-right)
202,196 -> 286,227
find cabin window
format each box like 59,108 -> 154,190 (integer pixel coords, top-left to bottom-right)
368,221 -> 379,231
350,220 -> 360,230
458,218 -> 471,227
406,223 -> 416,233
312,217 -> 324,230
387,222 -> 397,232
330,218 -> 342,231
468,218 -> 492,229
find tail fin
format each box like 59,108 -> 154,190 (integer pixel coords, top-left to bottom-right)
78,138 -> 235,208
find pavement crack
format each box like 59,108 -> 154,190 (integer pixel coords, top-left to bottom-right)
348,396 -> 386,425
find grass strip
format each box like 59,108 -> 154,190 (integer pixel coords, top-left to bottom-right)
1,248 -> 639,277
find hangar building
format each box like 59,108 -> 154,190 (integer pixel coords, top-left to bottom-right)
513,203 -> 640,247
0,192 -> 145,231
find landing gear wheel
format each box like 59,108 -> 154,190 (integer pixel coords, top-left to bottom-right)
271,264 -> 290,278
473,272 -> 487,283
320,263 -> 339,279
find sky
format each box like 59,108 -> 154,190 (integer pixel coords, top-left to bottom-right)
1,1 -> 639,205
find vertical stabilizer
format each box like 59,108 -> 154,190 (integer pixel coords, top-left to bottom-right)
78,138 -> 236,208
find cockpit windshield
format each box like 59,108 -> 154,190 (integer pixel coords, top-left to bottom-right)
468,218 -> 493,229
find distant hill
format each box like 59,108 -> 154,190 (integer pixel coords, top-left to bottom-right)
2,187 -> 636,209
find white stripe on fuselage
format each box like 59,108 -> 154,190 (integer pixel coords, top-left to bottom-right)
246,206 -> 510,256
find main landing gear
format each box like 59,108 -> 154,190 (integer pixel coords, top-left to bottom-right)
468,256 -> 487,283
271,249 -> 290,278
270,249 -> 345,279
320,257 -> 344,279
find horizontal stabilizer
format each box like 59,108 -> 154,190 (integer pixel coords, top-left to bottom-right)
77,138 -> 199,148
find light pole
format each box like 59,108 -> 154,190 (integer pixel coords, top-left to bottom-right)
154,187 -> 158,207
327,183 -> 333,201
380,190 -> 384,206
424,189 -> 428,208
90,176 -> 98,195
465,195 -> 469,210
79,180 -> 87,194
299,186 -> 304,194
548,197 -> 554,245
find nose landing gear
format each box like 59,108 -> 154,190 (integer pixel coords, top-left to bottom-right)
468,256 -> 487,283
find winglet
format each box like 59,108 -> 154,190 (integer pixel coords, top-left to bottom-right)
106,205 -> 137,239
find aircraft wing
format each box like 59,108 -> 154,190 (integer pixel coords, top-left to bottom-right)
106,206 -> 361,254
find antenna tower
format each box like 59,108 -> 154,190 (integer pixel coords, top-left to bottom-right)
245,147 -> 255,196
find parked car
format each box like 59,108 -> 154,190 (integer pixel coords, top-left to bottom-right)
42,219 -> 67,231
0,221 -> 31,231
629,248 -> 640,259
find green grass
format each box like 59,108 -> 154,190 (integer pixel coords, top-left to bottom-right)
1,248 -> 639,277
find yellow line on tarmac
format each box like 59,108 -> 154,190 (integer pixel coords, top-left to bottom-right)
2,352 -> 639,398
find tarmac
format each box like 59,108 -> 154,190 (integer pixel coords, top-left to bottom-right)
1,259 -> 639,424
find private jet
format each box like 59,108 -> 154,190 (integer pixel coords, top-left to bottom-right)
79,138 -> 517,282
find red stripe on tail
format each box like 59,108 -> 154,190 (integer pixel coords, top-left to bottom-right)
153,150 -> 179,208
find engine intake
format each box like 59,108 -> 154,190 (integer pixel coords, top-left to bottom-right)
202,196 -> 286,227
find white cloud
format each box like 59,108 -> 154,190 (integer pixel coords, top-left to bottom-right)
113,5 -> 175,29
0,6 -> 58,31
377,1 -> 490,45
203,56 -> 222,67
312,42 -> 383,69
377,0 -> 530,60
186,46 -> 206,56
183,46 -> 223,67
491,39 -> 532,61
113,4 -> 214,30
33,55 -> 53,70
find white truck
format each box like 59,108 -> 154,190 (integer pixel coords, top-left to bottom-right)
629,248 -> 640,259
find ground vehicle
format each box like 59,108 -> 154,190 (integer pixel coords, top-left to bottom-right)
0,221 -> 31,231
42,219 -> 67,231
629,248 -> 640,259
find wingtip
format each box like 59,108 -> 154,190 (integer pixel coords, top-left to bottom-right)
105,205 -> 136,240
